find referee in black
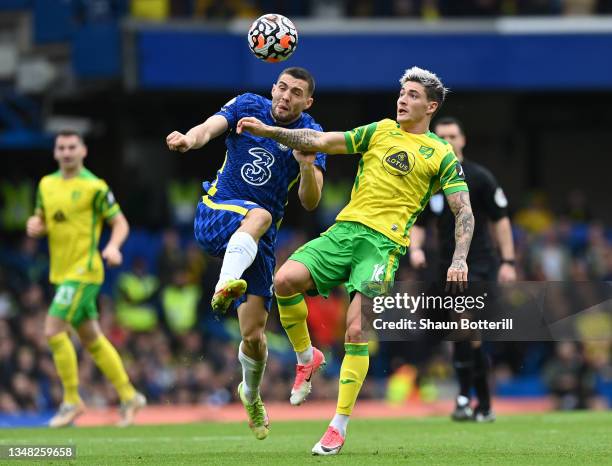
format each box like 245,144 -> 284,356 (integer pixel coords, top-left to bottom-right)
410,117 -> 517,422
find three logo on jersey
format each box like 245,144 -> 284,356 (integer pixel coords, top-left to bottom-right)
241,147 -> 276,186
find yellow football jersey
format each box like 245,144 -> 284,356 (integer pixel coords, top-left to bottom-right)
35,168 -> 121,285
339,118 -> 468,246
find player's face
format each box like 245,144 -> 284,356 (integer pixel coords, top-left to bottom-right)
271,74 -> 313,123
434,123 -> 466,154
396,82 -> 438,124
54,135 -> 87,170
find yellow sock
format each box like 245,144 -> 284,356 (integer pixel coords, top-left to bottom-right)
337,343 -> 369,415
276,293 -> 311,352
48,332 -> 81,405
87,335 -> 136,402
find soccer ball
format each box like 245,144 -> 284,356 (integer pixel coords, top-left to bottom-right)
247,14 -> 298,63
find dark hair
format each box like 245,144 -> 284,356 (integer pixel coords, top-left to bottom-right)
56,129 -> 85,143
433,116 -> 465,135
278,67 -> 315,96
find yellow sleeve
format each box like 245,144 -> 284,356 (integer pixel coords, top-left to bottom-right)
95,182 -> 121,220
343,121 -> 378,154
438,152 -> 468,195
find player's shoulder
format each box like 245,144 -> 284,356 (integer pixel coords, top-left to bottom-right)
374,118 -> 397,131
78,168 -> 109,190
238,92 -> 270,108
221,92 -> 269,112
297,111 -> 322,130
423,131 -> 453,154
40,170 -> 62,186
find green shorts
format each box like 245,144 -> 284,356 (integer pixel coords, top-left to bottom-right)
290,221 -> 406,298
49,280 -> 100,327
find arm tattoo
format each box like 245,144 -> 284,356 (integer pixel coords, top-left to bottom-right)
447,191 -> 474,270
269,128 -> 321,151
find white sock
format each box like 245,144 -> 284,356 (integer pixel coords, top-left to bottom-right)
238,342 -> 267,404
296,345 -> 313,365
216,231 -> 257,292
330,413 -> 349,437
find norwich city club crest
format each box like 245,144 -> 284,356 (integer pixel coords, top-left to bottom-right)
382,147 -> 415,176
419,145 -> 435,159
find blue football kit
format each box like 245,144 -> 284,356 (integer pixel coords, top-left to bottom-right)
194,93 -> 327,310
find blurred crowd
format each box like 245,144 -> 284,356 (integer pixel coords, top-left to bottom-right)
0,187 -> 611,414
63,0 -> 612,23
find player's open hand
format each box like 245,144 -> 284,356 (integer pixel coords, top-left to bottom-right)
102,244 -> 123,267
446,259 -> 468,293
237,117 -> 270,137
166,131 -> 195,153
26,215 -> 46,238
293,150 -> 316,166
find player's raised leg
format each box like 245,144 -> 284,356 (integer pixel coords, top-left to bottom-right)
212,207 -> 272,312
313,293 -> 368,456
274,260 -> 326,405
77,319 -> 146,427
236,295 -> 270,439
45,314 -> 84,428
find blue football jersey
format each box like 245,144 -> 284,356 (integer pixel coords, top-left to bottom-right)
203,93 -> 327,224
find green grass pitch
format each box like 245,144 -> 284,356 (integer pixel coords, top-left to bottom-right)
1,412 -> 610,465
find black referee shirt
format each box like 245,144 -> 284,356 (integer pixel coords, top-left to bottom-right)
417,159 -> 508,274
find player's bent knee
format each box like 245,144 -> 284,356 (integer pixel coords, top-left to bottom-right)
244,208 -> 272,230
274,264 -> 310,296
44,318 -> 66,340
45,328 -> 62,341
274,270 -> 297,296
345,325 -> 364,343
241,330 -> 266,350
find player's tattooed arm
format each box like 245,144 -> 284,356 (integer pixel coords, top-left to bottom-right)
446,190 -> 474,284
237,117 -> 348,154
269,128 -> 321,151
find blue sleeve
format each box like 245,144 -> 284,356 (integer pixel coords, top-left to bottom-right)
215,93 -> 258,129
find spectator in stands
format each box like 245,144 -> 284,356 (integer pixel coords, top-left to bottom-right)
438,0 -> 503,16
543,342 -> 600,410
116,257 -> 159,331
161,267 -> 201,335
562,189 -> 592,224
130,0 -> 169,21
513,0 -> 561,15
157,228 -> 186,287
514,192 -> 555,235
563,0 -> 597,15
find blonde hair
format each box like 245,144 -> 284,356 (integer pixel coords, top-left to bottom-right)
399,66 -> 449,105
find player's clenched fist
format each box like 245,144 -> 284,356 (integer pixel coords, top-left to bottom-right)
166,131 -> 195,153
26,215 -> 46,238
101,244 -> 123,267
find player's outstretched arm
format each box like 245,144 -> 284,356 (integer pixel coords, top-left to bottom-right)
237,117 -> 348,154
446,191 -> 474,287
26,213 -> 46,238
102,213 -> 129,267
166,115 -> 229,153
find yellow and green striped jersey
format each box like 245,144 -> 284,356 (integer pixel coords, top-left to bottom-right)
339,119 -> 468,247
35,168 -> 121,285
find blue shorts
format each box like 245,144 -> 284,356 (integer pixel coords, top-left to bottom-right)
194,195 -> 276,311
